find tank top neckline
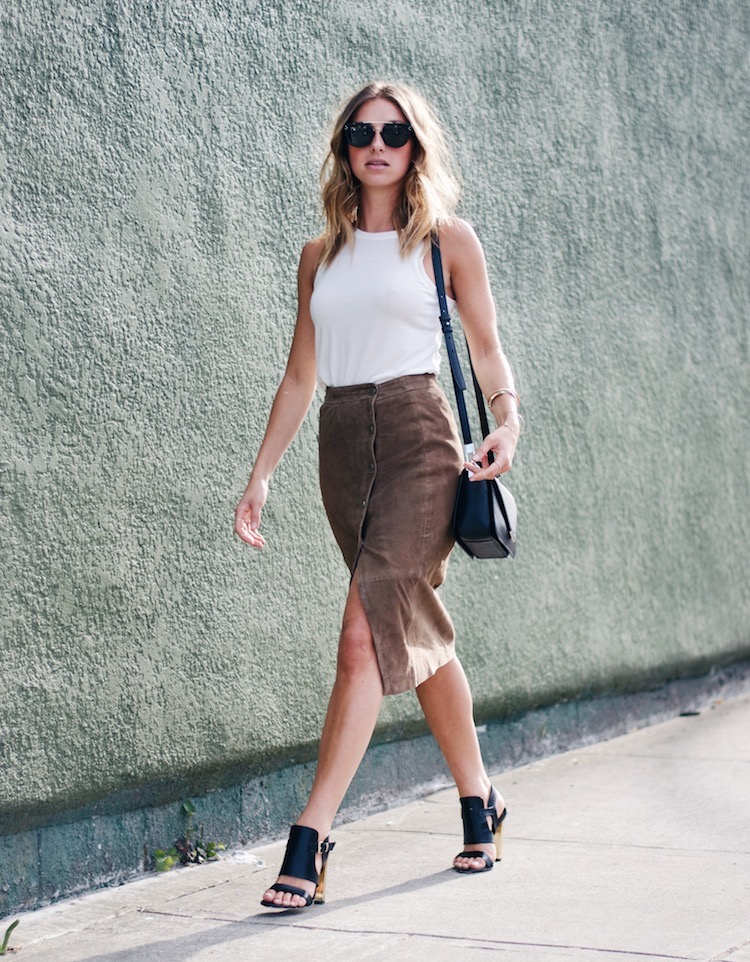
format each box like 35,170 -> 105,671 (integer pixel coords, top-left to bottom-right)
355,228 -> 398,239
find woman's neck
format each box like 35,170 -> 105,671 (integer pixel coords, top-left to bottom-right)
356,188 -> 400,233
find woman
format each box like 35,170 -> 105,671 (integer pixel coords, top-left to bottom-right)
235,82 -> 521,909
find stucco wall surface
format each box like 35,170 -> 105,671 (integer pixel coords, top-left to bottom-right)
2,0 -> 749,865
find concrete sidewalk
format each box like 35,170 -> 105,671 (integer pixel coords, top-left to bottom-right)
5,692 -> 750,962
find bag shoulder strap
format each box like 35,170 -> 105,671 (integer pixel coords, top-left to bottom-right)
431,238 -> 494,462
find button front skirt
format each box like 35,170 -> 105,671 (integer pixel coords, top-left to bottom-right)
318,374 -> 464,695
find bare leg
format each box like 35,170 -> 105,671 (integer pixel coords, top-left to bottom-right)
416,657 -> 504,871
262,575 -> 383,907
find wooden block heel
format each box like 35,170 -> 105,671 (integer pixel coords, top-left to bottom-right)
314,859 -> 329,904
494,805 -> 507,861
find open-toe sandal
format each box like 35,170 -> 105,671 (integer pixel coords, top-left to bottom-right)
454,785 -> 507,874
260,824 -> 335,909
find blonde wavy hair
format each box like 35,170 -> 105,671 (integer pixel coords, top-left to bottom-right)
319,82 -> 461,266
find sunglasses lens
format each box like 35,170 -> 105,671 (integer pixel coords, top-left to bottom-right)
381,123 -> 412,148
344,123 -> 374,147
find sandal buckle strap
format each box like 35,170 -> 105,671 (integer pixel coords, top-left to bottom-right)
459,789 -> 501,844
278,825 -> 326,884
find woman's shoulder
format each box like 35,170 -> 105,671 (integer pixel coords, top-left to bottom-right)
438,217 -> 481,248
300,235 -> 326,264
437,218 -> 485,268
298,236 -> 326,281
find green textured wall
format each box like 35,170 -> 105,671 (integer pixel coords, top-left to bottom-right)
2,0 -> 749,908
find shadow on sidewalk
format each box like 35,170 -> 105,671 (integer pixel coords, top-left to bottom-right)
77,869 -> 455,962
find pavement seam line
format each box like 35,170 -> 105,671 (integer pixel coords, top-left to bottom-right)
340,828 -> 750,856
17,906 -> 142,948
707,936 -> 750,962
135,908 -> 693,960
160,879 -> 235,903
586,752 -> 750,764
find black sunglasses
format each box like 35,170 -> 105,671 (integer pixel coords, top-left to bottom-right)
343,121 -> 413,149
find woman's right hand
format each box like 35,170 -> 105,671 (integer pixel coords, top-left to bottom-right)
234,476 -> 268,548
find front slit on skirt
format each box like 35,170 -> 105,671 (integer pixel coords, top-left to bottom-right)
318,373 -> 464,695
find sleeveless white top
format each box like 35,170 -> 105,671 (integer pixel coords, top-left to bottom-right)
310,229 -> 455,387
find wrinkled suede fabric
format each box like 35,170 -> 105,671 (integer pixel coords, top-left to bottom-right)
319,374 -> 463,695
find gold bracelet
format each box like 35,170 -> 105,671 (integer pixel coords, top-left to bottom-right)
498,413 -> 525,437
487,388 -> 520,408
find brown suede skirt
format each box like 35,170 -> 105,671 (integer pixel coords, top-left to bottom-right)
318,373 -> 464,695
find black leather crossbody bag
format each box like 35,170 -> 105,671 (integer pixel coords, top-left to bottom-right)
432,239 -> 518,560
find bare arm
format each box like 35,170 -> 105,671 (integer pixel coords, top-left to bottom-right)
441,220 -> 520,481
234,240 -> 322,547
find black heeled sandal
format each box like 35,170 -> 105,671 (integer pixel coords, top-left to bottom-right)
453,786 -> 507,873
260,824 -> 335,909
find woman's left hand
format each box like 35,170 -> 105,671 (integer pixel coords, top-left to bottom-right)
464,425 -> 518,481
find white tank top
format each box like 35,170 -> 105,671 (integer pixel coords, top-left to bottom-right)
310,229 -> 455,387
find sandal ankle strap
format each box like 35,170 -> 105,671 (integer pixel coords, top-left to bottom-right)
278,825 -> 327,885
459,788 -> 501,845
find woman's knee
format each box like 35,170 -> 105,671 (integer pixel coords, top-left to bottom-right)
336,615 -> 378,679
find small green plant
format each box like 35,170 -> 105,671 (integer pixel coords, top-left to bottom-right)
0,919 -> 19,956
153,799 -> 225,872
